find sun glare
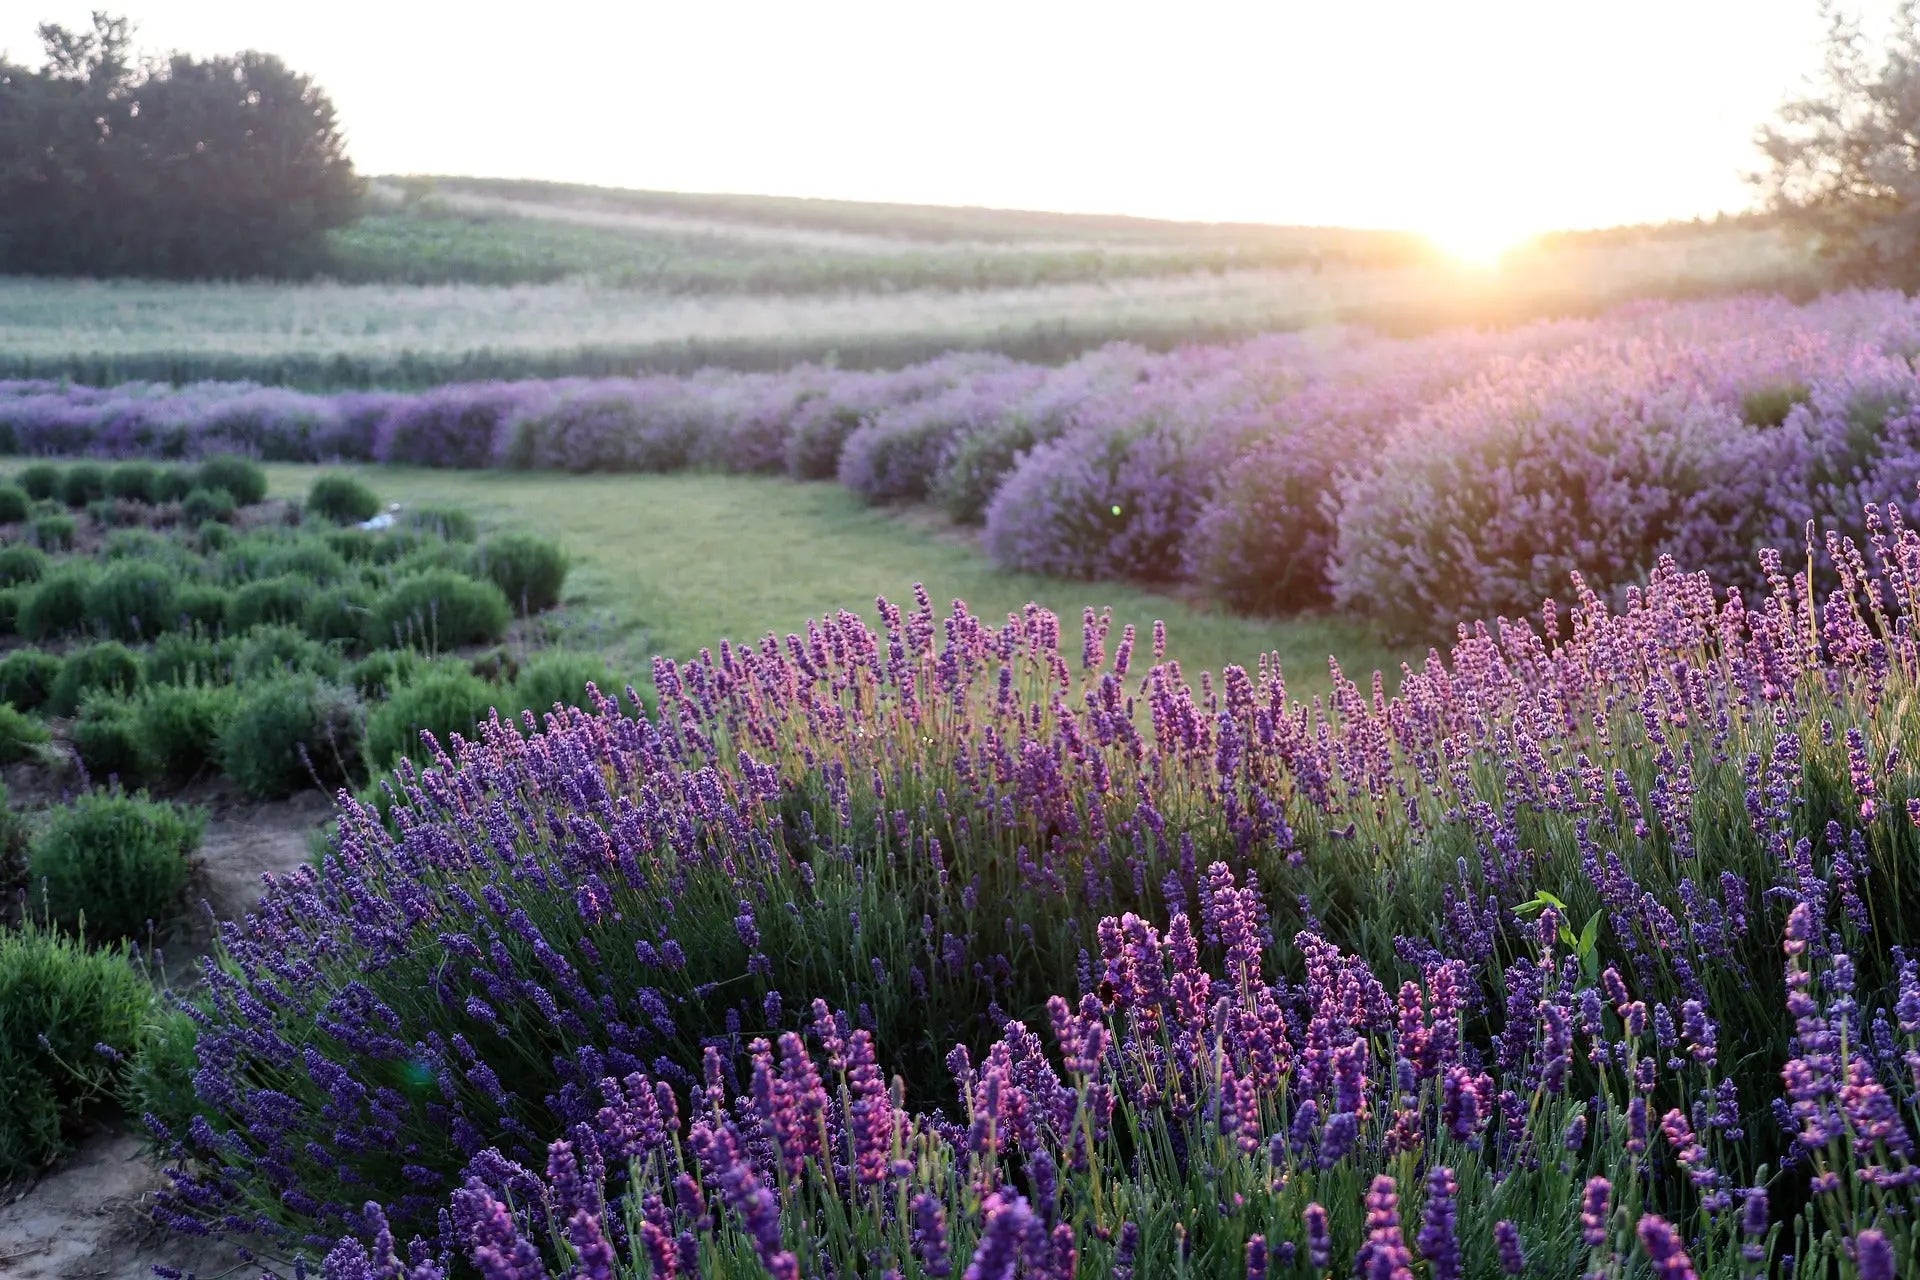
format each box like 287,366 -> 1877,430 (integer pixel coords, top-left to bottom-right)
1423,218 -> 1534,269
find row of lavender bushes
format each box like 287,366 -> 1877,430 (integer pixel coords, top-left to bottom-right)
13,292 -> 1920,635
143,494 -> 1920,1277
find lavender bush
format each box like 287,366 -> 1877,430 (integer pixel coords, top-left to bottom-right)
148,494 -> 1920,1277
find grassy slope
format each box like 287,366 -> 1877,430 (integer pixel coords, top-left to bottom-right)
267,464 -> 1405,700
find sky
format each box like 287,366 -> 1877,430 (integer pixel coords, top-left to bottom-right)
0,2 -> 1896,246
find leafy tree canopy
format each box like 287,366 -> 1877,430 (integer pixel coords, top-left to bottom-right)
0,11 -> 363,278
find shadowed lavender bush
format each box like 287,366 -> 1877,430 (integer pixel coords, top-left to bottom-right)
325,889 -> 1919,1279
839,361 -> 1043,503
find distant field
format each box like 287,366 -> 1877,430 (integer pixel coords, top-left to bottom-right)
258,464 -> 1406,699
0,177 -> 1812,389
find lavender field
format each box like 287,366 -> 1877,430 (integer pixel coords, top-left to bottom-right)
4,282 -> 1920,1277
11,289 -> 1920,636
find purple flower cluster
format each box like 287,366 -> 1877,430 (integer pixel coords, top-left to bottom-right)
145,492 -> 1920,1277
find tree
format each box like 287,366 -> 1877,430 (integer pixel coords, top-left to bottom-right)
1756,3 -> 1920,289
0,12 -> 363,277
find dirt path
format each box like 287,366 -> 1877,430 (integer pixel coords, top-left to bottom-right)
3,786 -> 335,1279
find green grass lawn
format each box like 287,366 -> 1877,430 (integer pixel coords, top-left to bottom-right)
267,465 -> 1406,700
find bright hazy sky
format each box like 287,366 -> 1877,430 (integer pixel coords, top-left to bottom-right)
1,2 -> 1895,243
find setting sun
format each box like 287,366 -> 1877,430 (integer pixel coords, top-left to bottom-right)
1423,217 -> 1536,268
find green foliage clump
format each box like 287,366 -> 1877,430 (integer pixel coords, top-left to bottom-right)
126,1005 -> 201,1152
146,633 -> 229,687
71,696 -> 145,781
154,467 -> 196,503
16,462 -> 61,501
0,922 -> 152,1178
365,570 -> 511,651
365,665 -> 501,768
513,650 -> 645,720
18,565 -> 94,641
220,675 -> 364,798
31,512 -> 75,551
196,519 -> 236,551
106,462 -> 159,503
0,704 -> 49,764
0,543 -> 48,587
0,650 -> 62,711
344,649 -> 420,701
226,574 -> 311,633
58,462 -> 108,507
0,586 -> 18,637
83,559 -> 178,641
401,505 -> 476,541
193,456 -> 268,506
231,624 -> 342,682
300,584 -> 375,648
0,483 -> 28,523
306,474 -> 382,524
181,487 -> 237,525
172,584 -> 232,632
48,642 -> 144,717
471,532 -> 569,614
253,540 -> 350,585
28,790 -> 201,940
129,683 -> 239,781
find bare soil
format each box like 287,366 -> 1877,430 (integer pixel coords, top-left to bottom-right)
2,763 -> 332,1280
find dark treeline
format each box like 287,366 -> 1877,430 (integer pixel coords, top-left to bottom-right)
0,13 -> 361,278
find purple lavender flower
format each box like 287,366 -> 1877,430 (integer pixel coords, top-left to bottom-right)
1493,1220 -> 1526,1276
1637,1215 -> 1699,1280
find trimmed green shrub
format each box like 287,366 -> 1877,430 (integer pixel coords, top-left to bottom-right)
154,467 -> 196,503
300,584 -> 375,648
58,462 -> 107,507
126,1004 -> 201,1154
106,462 -> 159,504
0,543 -> 47,587
365,666 -> 501,768
32,513 -> 75,551
28,790 -> 201,940
181,487 -> 236,525
344,648 -> 420,701
401,505 -> 477,541
0,483 -> 28,523
48,642 -> 143,717
231,624 -> 341,682
306,474 -> 381,524
83,559 -> 178,641
512,650 -> 645,720
0,921 -> 152,1178
16,462 -> 61,501
365,569 -> 511,651
255,541 -> 350,585
18,565 -> 93,640
321,527 -> 376,563
194,456 -> 267,506
196,519 -> 236,552
471,532 -> 568,614
146,633 -> 228,686
0,586 -> 18,637
387,541 -> 472,580
102,529 -> 172,561
0,703 -> 48,764
129,683 -> 239,781
220,675 -> 364,799
172,584 -> 231,632
226,574 -> 310,633
71,696 -> 145,782
0,650 -> 62,710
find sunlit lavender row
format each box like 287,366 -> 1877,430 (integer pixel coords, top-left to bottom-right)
134,490 -> 1920,1277
12,291 -> 1920,633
